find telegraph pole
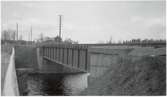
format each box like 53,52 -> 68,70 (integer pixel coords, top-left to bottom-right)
30,26 -> 32,42
14,30 -> 15,41
28,31 -> 29,42
16,23 -> 18,40
59,15 -> 62,43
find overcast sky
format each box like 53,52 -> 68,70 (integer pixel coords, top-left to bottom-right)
1,1 -> 166,43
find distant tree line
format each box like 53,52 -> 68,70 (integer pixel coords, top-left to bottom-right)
1,30 -> 78,45
1,30 -> 16,40
106,38 -> 166,44
122,39 -> 166,44
2,30 -> 166,45
1,30 -> 23,41
37,34 -> 78,44
1,30 -> 33,45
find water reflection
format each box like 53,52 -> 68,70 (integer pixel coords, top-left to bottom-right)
26,73 -> 89,96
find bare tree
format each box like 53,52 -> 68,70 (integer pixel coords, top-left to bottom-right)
106,36 -> 112,44
64,38 -> 78,44
54,35 -> 62,43
1,30 -> 15,40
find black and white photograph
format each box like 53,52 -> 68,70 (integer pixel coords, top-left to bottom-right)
1,0 -> 166,96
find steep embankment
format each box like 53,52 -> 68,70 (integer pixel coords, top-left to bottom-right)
15,46 -> 38,69
81,56 -> 166,95
80,46 -> 166,95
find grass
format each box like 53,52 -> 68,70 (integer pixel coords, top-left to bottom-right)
15,46 -> 38,69
81,55 -> 166,95
110,56 -> 166,95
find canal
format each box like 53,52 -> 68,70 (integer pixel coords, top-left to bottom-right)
17,72 -> 89,96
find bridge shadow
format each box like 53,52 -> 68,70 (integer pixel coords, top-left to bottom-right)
38,58 -> 86,74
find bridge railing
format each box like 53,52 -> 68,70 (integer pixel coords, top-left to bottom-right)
40,44 -> 90,72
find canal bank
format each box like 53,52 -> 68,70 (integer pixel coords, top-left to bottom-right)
80,46 -> 166,95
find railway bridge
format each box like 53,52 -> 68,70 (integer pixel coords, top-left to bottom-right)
37,44 -> 90,73
36,42 -> 166,74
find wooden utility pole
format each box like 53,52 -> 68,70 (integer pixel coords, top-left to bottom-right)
14,30 -> 15,41
59,15 -> 62,43
16,23 -> 18,40
30,26 -> 32,42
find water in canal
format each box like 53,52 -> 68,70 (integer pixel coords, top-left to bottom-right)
24,73 -> 88,96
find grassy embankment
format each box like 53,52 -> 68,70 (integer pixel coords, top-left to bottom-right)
81,46 -> 166,95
